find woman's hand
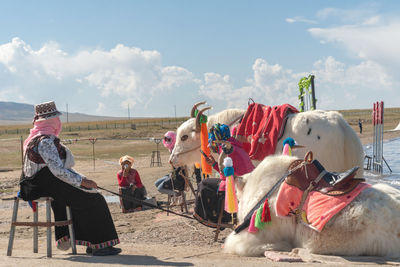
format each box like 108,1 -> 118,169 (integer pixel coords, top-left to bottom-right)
80,178 -> 98,189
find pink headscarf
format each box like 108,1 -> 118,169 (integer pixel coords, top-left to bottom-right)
23,117 -> 62,151
162,131 -> 176,153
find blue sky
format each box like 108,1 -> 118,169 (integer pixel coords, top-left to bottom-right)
0,0 -> 399,117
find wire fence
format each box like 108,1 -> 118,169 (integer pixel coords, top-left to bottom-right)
0,118 -> 187,170
0,118 -> 187,136
0,136 -> 169,171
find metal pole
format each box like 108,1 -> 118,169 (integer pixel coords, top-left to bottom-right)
66,103 -> 69,123
89,138 -> 97,171
174,104 -> 177,126
310,75 -> 316,110
372,103 -> 376,171
380,101 -> 384,173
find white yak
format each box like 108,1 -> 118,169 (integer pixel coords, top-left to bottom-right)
224,154 -> 400,257
169,102 -> 364,176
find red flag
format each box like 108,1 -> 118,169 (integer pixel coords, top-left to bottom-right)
372,102 -> 376,126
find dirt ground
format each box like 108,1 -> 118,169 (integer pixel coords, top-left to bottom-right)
0,130 -> 400,266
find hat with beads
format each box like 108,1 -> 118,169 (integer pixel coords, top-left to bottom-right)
33,101 -> 62,122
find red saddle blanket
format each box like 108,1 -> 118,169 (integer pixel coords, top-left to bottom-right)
275,181 -> 371,232
236,103 -> 298,161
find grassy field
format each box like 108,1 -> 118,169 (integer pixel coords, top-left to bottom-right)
0,117 -> 187,170
0,107 -> 399,170
339,107 -> 400,136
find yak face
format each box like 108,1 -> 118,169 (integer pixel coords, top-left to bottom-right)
276,110 -> 363,176
169,118 -> 202,167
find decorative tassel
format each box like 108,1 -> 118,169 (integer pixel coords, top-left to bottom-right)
261,198 -> 272,223
224,157 -> 237,215
200,123 -> 212,175
248,211 -> 258,233
31,201 -> 37,212
254,204 -> 265,229
282,143 -> 292,156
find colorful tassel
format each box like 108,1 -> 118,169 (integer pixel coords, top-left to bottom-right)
261,198 -> 272,223
224,175 -> 237,214
254,204 -> 265,229
282,143 -> 292,156
31,201 -> 37,212
224,157 -> 238,216
248,211 -> 258,233
200,123 -> 212,175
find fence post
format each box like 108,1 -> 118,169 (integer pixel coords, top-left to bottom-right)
89,138 -> 97,171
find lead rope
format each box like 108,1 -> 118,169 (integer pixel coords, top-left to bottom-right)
97,186 -> 196,221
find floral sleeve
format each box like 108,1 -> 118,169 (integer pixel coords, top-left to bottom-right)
38,138 -> 83,186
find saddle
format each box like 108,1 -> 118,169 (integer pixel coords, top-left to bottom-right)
285,151 -> 364,196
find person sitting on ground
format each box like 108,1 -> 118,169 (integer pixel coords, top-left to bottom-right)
19,101 -> 121,256
117,155 -> 147,213
154,131 -> 188,197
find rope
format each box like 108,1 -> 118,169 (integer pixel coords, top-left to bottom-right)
97,186 -> 196,221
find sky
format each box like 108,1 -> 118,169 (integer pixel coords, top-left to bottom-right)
0,0 -> 399,117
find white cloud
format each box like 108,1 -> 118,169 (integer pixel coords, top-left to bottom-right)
309,15 -> 400,70
0,32 -> 398,116
199,56 -> 395,111
200,59 -> 300,109
285,16 -> 317,24
0,38 -> 195,115
96,102 -> 105,113
316,6 -> 378,23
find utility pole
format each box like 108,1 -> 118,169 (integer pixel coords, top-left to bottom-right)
174,104 -> 177,126
66,103 -> 69,123
128,104 -> 130,120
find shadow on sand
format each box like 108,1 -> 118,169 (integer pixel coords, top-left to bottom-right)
65,253 -> 194,266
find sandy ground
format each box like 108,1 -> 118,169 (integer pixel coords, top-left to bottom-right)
0,130 -> 400,266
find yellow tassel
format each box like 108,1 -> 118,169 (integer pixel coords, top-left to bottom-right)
225,175 -> 238,214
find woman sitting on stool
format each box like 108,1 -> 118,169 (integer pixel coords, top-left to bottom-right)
117,155 -> 147,213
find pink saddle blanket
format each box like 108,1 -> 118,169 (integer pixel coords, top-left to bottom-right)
275,181 -> 371,232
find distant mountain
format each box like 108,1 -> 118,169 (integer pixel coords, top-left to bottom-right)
0,101 -> 33,122
0,101 -> 126,125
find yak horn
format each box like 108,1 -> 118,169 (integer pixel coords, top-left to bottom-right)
194,106 -> 212,132
190,101 -> 207,118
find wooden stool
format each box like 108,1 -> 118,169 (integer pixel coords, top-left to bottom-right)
6,196 -> 77,257
150,151 -> 162,167
167,190 -> 188,215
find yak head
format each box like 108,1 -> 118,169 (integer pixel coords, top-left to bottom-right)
169,101 -> 211,168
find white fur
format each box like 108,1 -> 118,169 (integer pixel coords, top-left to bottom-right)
170,108 -> 364,176
224,155 -> 400,257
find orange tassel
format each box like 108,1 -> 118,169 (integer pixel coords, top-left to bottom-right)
200,123 -> 212,175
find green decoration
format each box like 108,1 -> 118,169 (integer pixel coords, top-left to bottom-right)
298,75 -> 317,112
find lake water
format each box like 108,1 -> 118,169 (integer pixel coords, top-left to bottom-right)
363,137 -> 400,189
